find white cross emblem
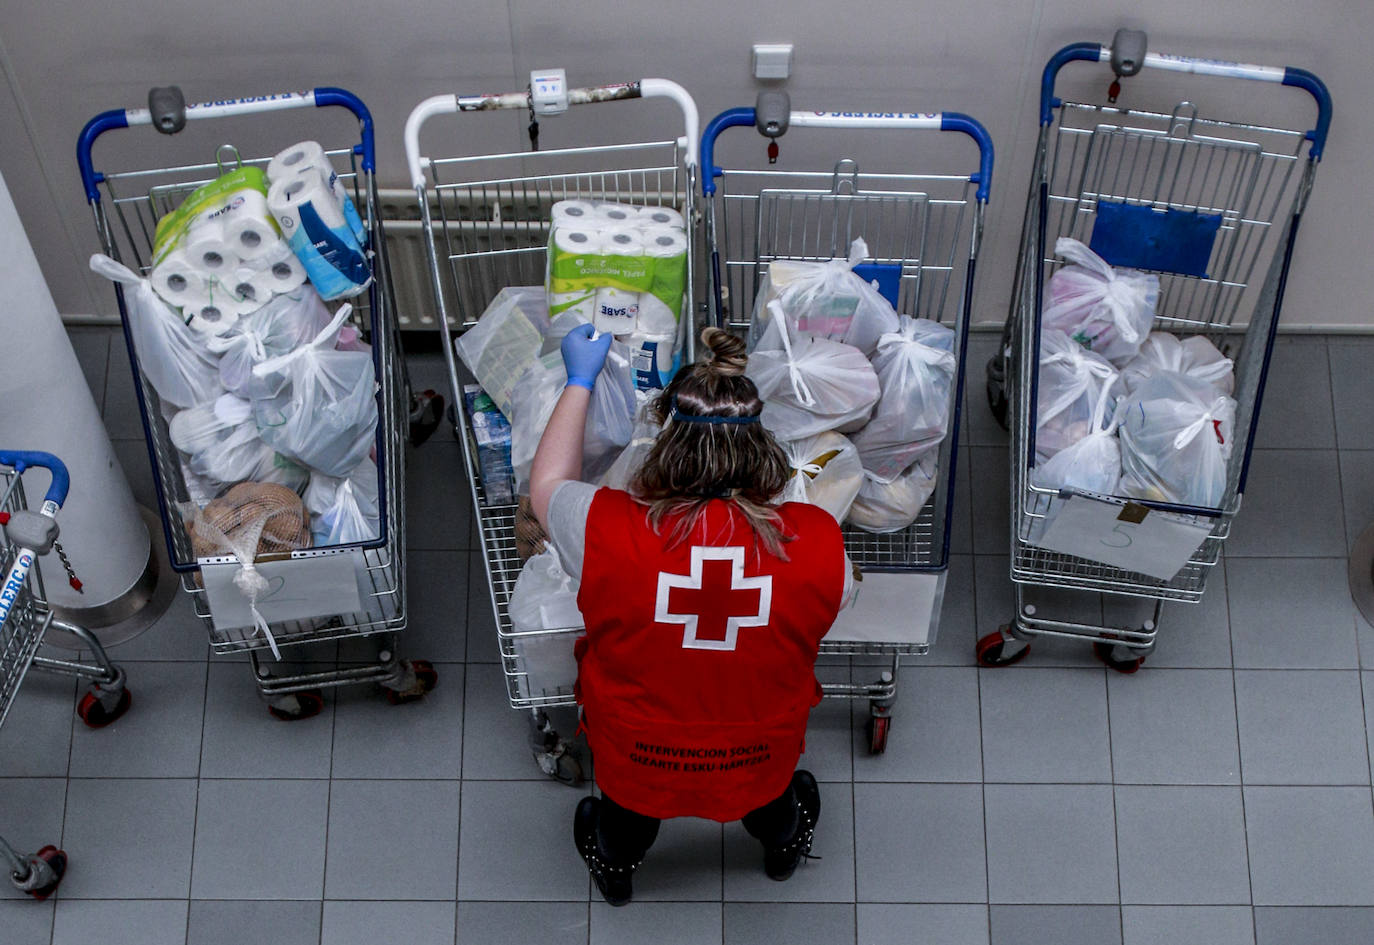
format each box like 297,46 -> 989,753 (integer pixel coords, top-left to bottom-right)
655,546 -> 773,651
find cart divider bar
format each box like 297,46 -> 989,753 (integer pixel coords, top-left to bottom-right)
1040,41 -> 1331,160
405,79 -> 699,188
77,87 -> 375,202
701,108 -> 994,201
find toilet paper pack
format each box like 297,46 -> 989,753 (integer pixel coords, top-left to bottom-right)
267,140 -> 367,247
268,171 -> 372,301
152,166 -> 271,267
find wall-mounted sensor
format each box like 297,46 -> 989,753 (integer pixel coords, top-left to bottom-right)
752,44 -> 793,81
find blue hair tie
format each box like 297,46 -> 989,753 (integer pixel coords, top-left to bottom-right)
669,396 -> 761,425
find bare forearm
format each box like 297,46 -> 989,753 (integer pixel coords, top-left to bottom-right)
530,385 -> 591,529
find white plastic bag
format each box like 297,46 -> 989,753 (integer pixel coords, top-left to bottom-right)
454,286 -> 550,418
169,393 -> 309,492
208,287 -> 334,398
304,460 -> 380,547
599,392 -> 662,491
1035,329 -> 1120,462
1043,238 -> 1159,365
749,238 -> 900,357
850,316 -> 957,482
1119,331 -> 1235,396
1117,370 -> 1237,508
778,431 -> 864,524
846,456 -> 938,533
251,305 -> 378,477
507,547 -> 585,697
89,254 -> 223,409
747,303 -> 881,440
1031,381 -> 1122,496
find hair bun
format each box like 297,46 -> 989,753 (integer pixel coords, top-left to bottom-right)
699,326 -> 747,377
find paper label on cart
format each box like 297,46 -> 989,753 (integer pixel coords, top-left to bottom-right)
1033,496 -> 1213,581
823,571 -> 941,647
202,553 -> 362,631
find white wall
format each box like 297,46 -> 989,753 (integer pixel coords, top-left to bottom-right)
0,0 -> 1367,327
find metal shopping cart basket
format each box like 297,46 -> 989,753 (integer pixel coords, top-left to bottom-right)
404,75 -> 699,780
77,88 -> 434,717
979,30 -> 1332,671
702,95 -> 993,751
0,450 -> 130,899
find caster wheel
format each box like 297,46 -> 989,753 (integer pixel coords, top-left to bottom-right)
867,714 -> 891,754
976,628 -> 1031,667
22,846 -> 67,901
535,744 -> 586,786
1093,641 -> 1146,674
386,659 -> 438,705
267,690 -> 325,722
985,356 -> 1009,431
77,687 -> 131,728
409,389 -> 445,447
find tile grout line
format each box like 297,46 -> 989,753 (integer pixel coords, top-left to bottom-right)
1227,552 -> 1260,932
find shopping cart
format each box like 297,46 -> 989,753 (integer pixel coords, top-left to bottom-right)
979,31 -> 1332,670
0,450 -> 130,899
702,95 -> 993,752
77,88 -> 433,718
405,75 -> 699,780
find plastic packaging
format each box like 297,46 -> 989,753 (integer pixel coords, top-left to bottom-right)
1030,381 -> 1122,496
1043,237 -> 1158,365
1034,328 -> 1120,462
1117,370 -> 1236,509
1119,331 -> 1235,396
778,431 -> 864,524
600,392 -> 661,492
208,286 -> 334,398
454,286 -> 551,419
846,456 -> 938,534
168,393 -> 309,493
304,459 -> 380,547
507,546 -> 584,696
464,385 -> 515,505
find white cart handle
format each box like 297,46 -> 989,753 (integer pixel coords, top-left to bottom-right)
404,78 -> 699,189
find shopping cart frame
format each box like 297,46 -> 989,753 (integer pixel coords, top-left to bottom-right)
0,451 -> 129,900
405,77 -> 699,780
701,99 -> 993,751
77,89 -> 432,713
980,32 -> 1331,670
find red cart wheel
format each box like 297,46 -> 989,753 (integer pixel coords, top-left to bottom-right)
77,687 -> 131,728
1093,641 -> 1146,674
267,689 -> 325,722
386,659 -> 438,705
867,715 -> 891,754
976,628 -> 1030,667
21,846 -> 67,900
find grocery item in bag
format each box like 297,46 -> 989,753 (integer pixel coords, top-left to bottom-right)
1119,331 -> 1234,396
169,393 -> 309,492
747,303 -> 880,440
1117,370 -> 1236,509
303,459 -> 380,547
599,393 -> 662,492
208,286 -> 334,398
846,456 -> 938,534
89,254 -> 223,409
749,238 -> 900,356
1034,329 -> 1119,462
251,305 -> 378,477
464,385 -> 515,505
1043,237 -> 1158,365
778,431 -> 864,524
850,316 -> 957,482
507,547 -> 584,696
454,286 -> 550,419
1030,381 -> 1121,496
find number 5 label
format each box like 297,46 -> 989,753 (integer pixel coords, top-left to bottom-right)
1033,495 -> 1214,581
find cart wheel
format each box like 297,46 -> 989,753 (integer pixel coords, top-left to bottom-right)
409,389 -> 444,447
867,714 -> 891,754
385,659 -> 438,705
267,689 -> 325,722
76,686 -> 132,728
1093,641 -> 1146,675
17,845 -> 67,900
535,744 -> 586,786
976,627 -> 1031,667
985,355 -> 1009,431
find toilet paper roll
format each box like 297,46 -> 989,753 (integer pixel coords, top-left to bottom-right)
268,142 -> 367,246
227,266 -> 273,309
551,199 -> 598,228
639,225 -> 689,334
593,285 -> 640,336
223,212 -> 283,265
635,205 -> 686,230
184,284 -> 249,337
151,250 -> 209,308
184,221 -> 238,279
268,172 -> 371,301
258,244 -> 309,295
547,227 -> 600,299
599,227 -> 645,257
595,202 -> 637,227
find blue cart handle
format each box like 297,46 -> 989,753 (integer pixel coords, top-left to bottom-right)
701,108 -> 994,202
1040,42 -> 1332,161
77,87 -> 375,203
0,451 -> 70,508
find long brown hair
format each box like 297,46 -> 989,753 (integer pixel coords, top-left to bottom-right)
631,327 -> 793,558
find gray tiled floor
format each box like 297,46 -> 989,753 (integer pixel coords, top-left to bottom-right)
4,333 -> 1374,943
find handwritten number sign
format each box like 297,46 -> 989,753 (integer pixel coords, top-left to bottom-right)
1035,496 -> 1214,581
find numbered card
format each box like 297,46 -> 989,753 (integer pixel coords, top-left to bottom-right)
202,552 -> 363,631
1033,495 -> 1214,581
824,571 -> 942,647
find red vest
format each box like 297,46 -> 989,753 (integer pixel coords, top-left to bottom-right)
575,489 -> 846,821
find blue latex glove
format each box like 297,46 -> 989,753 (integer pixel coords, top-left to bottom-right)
561,322 -> 613,391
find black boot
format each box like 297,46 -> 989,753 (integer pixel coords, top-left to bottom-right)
763,770 -> 821,881
574,796 -> 637,906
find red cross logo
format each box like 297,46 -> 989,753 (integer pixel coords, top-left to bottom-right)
655,547 -> 773,651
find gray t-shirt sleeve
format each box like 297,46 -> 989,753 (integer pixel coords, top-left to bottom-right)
546,480 -> 597,581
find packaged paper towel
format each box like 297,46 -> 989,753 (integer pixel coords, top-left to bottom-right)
268,171 -> 372,301
267,140 -> 367,247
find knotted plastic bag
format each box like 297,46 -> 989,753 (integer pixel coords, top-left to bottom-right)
850,316 -> 957,483
304,459 -> 380,547
1035,329 -> 1120,462
250,304 -> 378,477
747,302 -> 880,440
89,254 -> 223,409
1043,238 -> 1158,365
778,431 -> 864,524
508,547 -> 584,696
208,286 -> 334,398
1031,380 -> 1122,496
1117,370 -> 1237,509
1119,331 -> 1235,396
749,238 -> 900,356
846,456 -> 938,534
168,393 -> 308,492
